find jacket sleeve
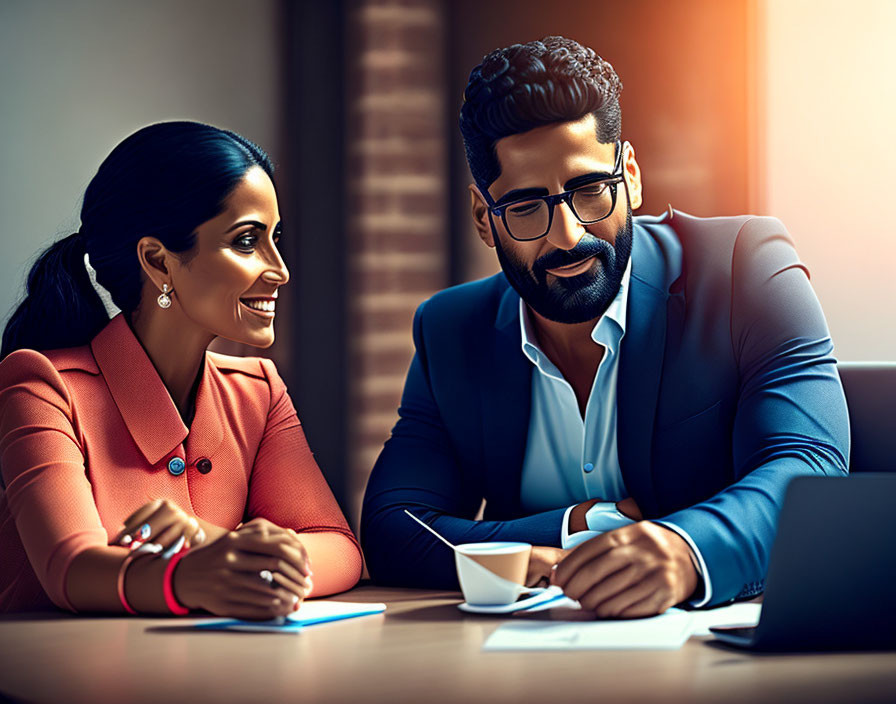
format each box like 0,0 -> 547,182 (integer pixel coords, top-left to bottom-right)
361,301 -> 568,589
659,217 -> 850,606
0,350 -> 109,610
246,359 -> 362,597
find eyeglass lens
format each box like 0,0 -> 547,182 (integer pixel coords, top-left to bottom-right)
503,182 -> 615,240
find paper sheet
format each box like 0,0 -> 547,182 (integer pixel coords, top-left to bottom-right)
688,602 -> 761,637
482,602 -> 763,650
194,600 -> 387,633
483,609 -> 693,650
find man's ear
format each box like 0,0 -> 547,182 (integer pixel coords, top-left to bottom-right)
469,183 -> 495,248
136,236 -> 173,292
622,142 -> 643,210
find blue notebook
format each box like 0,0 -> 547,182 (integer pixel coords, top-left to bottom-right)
194,600 -> 386,633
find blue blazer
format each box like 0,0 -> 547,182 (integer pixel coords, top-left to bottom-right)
361,210 -> 850,606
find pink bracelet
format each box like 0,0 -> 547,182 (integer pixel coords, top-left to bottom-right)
116,552 -> 139,615
162,549 -> 191,616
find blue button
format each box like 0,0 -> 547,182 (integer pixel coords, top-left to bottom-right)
583,463 -> 594,473
167,457 -> 186,476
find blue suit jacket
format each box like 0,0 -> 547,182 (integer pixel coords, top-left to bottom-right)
361,210 -> 850,606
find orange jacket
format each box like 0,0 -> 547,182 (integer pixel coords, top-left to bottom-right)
0,315 -> 362,612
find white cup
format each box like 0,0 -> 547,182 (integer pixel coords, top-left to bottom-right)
455,542 -> 533,605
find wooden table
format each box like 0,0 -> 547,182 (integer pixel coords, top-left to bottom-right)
1,586 -> 894,704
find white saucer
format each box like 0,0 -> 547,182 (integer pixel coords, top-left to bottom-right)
458,586 -> 577,614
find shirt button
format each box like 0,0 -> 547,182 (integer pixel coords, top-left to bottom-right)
167,457 -> 186,476
196,458 -> 212,474
583,463 -> 594,473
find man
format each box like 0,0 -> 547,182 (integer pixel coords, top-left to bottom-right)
361,36 -> 849,616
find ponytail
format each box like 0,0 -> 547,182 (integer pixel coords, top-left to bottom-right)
1,233 -> 110,359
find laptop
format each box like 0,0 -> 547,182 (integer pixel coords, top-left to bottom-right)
710,473 -> 896,651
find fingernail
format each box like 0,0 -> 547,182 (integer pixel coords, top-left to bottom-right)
129,540 -> 143,551
137,523 -> 151,541
161,535 -> 186,559
120,534 -> 133,546
292,595 -> 299,605
134,542 -> 162,554
195,529 -> 206,544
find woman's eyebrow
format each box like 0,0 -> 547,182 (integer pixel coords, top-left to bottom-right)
225,219 -> 267,233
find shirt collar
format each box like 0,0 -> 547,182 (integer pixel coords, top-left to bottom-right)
90,315 -> 223,465
519,256 -> 632,366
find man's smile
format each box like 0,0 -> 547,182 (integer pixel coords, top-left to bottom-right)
545,255 -> 597,278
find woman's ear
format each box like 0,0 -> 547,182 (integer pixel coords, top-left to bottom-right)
136,236 -> 172,292
469,184 -> 495,248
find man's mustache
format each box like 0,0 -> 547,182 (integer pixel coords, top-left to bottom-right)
533,235 -> 616,280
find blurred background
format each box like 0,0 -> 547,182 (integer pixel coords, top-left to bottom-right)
2,0 -> 894,527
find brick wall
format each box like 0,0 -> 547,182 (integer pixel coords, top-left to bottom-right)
345,0 -> 449,526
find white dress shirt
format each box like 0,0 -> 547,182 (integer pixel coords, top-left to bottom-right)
517,259 -> 711,606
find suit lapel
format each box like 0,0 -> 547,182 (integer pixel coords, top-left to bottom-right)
481,283 -> 532,519
617,225 -> 671,518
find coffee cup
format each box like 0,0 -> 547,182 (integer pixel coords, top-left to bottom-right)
455,542 -> 533,605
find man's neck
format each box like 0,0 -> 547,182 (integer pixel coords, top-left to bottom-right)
528,306 -> 600,362
528,306 -> 604,418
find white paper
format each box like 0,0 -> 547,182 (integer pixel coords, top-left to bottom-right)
483,608 -> 693,651
688,602 -> 761,637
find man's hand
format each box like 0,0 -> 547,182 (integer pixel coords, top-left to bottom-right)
526,546 -> 566,587
552,522 -> 698,618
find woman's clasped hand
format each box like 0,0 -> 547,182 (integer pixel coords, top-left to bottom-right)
172,518 -> 313,621
113,499 -> 207,554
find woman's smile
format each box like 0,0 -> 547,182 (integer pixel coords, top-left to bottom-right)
239,291 -> 278,319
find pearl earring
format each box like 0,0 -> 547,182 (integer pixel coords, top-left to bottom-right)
157,284 -> 172,309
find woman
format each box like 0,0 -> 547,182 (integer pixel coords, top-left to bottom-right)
0,121 -> 362,617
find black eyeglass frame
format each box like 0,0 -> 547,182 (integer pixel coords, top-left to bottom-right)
481,140 -> 626,242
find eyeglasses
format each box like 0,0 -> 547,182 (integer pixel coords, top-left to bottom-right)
482,140 -> 625,242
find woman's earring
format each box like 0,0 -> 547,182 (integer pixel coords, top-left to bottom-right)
157,284 -> 172,309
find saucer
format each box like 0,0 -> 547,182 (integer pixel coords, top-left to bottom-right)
458,585 -> 577,614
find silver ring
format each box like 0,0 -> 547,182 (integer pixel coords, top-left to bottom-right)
259,569 -> 274,587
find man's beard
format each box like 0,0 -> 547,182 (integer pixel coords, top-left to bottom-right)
494,207 -> 633,325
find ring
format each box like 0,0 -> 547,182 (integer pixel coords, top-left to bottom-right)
137,523 -> 151,541
259,569 -> 274,587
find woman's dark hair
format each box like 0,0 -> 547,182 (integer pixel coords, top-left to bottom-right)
459,35 -> 623,189
1,121 -> 274,359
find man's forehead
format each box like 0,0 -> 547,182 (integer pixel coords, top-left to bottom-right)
490,115 -> 616,193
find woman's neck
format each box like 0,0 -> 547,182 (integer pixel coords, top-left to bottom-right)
128,307 -> 214,423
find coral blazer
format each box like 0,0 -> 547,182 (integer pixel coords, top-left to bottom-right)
0,314 -> 362,612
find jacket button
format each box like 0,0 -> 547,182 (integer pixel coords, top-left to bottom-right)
196,458 -> 212,474
167,457 -> 186,476
583,463 -> 594,473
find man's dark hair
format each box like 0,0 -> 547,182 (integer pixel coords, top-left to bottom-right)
459,36 -> 623,189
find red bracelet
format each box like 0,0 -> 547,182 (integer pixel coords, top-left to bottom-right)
116,552 -> 139,615
162,549 -> 191,616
